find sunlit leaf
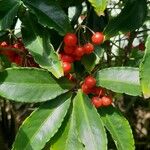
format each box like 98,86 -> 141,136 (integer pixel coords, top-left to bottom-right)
73,90 -> 107,150
21,12 -> 63,78
140,35 -> 150,98
12,93 -> 71,150
88,0 -> 108,16
95,67 -> 142,96
0,67 -> 74,102
98,106 -> 135,150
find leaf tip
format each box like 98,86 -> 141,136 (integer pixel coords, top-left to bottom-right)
97,11 -> 105,17
143,93 -> 150,99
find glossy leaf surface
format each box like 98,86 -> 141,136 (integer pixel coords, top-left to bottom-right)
73,90 -> 107,150
95,67 -> 141,96
140,36 -> 150,98
23,0 -> 72,35
21,12 -> 63,78
0,68 -> 74,102
12,93 -> 71,150
51,100 -> 84,150
98,106 -> 135,150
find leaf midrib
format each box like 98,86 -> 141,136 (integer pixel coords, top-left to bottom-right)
24,11 -> 62,78
0,82 -> 56,86
98,78 -> 140,86
23,101 -> 69,150
79,93 -> 97,150
27,22 -> 43,51
65,107 -> 84,150
0,82 -> 71,88
104,114 -> 124,150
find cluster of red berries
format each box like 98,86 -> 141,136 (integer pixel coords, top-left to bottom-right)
0,40 -> 38,67
60,32 -> 104,74
81,75 -> 112,108
0,40 -> 25,65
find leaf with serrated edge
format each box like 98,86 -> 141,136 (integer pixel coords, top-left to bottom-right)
98,106 -> 135,150
140,36 -> 150,98
0,67 -> 74,102
21,12 -> 63,78
74,90 -> 107,150
51,100 -> 85,150
23,0 -> 72,35
88,0 -> 108,16
95,67 -> 142,96
12,93 -> 71,150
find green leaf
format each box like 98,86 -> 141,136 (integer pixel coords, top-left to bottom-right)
81,46 -> 104,73
12,93 -> 71,150
88,0 -> 108,16
0,67 -> 74,102
0,55 -> 11,70
51,100 -> 85,150
21,12 -> 63,78
23,0 -> 72,35
0,0 -> 18,12
98,106 -> 135,150
0,0 -> 20,30
64,111 -> 84,150
50,102 -> 84,150
104,0 -> 147,38
140,36 -> 150,98
95,67 -> 142,96
74,90 -> 107,150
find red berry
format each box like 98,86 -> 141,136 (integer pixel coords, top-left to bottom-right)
60,53 -> 74,63
65,73 -> 72,80
74,46 -> 85,57
91,32 -> 104,45
62,62 -> 72,74
65,73 -> 76,82
138,42 -> 145,51
64,45 -> 75,54
13,41 -> 26,52
102,96 -> 112,106
91,97 -> 103,108
91,87 -> 105,96
13,43 -> 20,49
0,41 -> 8,47
81,83 -> 91,94
83,43 -> 94,54
64,33 -> 77,46
84,76 -> 96,88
